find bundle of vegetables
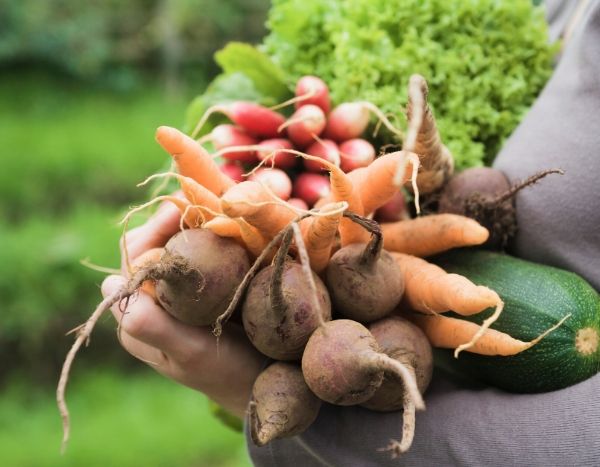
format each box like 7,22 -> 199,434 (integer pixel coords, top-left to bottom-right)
57,74 -> 599,460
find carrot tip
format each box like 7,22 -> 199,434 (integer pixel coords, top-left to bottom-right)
155,126 -> 184,153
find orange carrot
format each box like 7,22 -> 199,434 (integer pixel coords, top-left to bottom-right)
202,216 -> 269,259
236,218 -> 270,258
155,126 -> 235,196
296,150 -> 369,245
220,180 -> 298,239
351,151 -> 420,216
303,202 -> 345,273
391,252 -> 503,356
140,172 -> 222,221
382,214 -> 489,257
202,217 -> 242,239
406,313 -> 570,357
176,174 -> 222,218
229,145 -> 368,244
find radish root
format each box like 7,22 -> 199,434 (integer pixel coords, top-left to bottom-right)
269,88 -> 317,111
360,101 -> 404,140
191,104 -> 228,139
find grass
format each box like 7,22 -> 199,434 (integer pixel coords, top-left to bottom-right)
0,71 -> 184,221
0,368 -> 251,467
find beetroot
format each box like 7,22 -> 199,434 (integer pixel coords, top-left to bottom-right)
249,362 -> 321,446
438,167 -> 563,249
155,229 -> 251,326
361,316 -> 433,412
325,214 -> 403,322
242,230 -> 331,360
360,316 -> 433,457
302,320 -> 424,409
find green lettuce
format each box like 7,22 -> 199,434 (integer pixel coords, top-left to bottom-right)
262,0 -> 557,168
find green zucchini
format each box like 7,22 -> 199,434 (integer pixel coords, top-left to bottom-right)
430,249 -> 600,393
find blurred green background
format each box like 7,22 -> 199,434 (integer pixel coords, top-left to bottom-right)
0,1 -> 268,465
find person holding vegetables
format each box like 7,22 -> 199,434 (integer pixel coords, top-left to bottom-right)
100,0 -> 600,465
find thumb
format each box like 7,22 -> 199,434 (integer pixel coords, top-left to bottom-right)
101,274 -> 127,298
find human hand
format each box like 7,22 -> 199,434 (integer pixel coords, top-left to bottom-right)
101,200 -> 265,418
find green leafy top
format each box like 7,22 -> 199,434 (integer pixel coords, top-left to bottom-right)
264,0 -> 557,168
185,43 -> 291,134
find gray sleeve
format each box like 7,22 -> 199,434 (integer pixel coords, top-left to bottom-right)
248,372 -> 600,467
247,2 -> 600,466
493,0 -> 600,292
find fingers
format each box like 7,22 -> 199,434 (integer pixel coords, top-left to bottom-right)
101,274 -> 265,417
101,275 -> 211,359
117,331 -> 169,367
121,198 -> 183,272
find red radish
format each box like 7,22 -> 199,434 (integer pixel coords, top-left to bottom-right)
288,197 -> 309,211
191,101 -> 286,139
375,191 -> 409,223
325,102 -> 403,142
218,162 -> 244,183
256,138 -> 296,169
295,75 -> 331,114
339,138 -> 376,172
304,139 -> 340,172
293,173 -> 331,207
249,168 -> 293,200
211,124 -> 258,164
324,103 -> 370,141
283,104 -> 326,148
